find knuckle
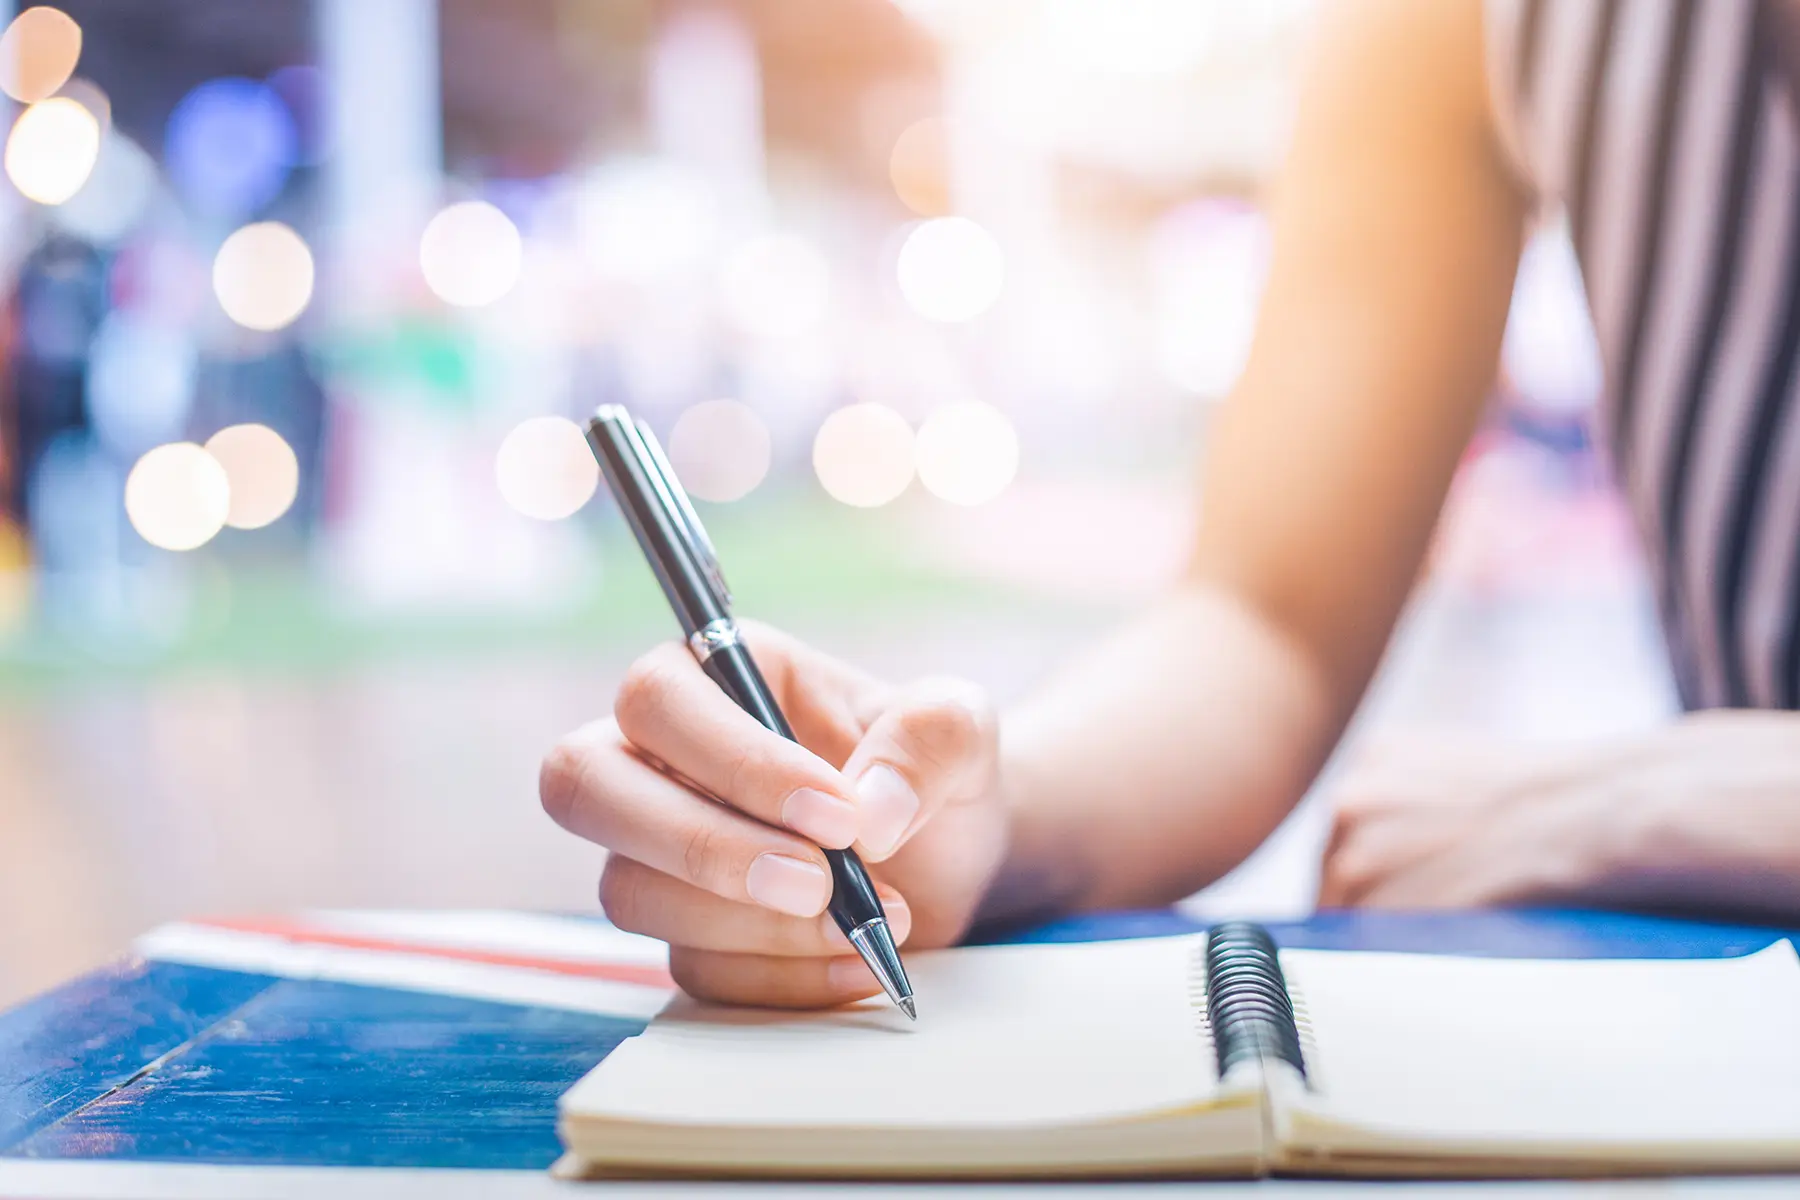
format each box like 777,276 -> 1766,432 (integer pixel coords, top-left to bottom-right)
597,860 -> 643,930
720,740 -> 786,813
665,948 -> 709,999
1324,844 -> 1373,892
679,820 -> 731,892
613,648 -> 683,734
668,948 -> 734,1004
538,737 -> 593,830
900,678 -> 994,771
718,740 -> 756,801
669,948 -> 830,1009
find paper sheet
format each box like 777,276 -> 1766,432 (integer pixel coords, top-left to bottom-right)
1282,941 -> 1800,1148
563,935 -> 1223,1129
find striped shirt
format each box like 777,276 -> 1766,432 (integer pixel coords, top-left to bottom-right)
1485,0 -> 1800,709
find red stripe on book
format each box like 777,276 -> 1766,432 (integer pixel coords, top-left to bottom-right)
192,917 -> 676,990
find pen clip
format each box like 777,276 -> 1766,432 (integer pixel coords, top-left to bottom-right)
630,417 -> 733,611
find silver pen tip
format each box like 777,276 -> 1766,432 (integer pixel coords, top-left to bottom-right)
899,996 -> 917,1021
846,917 -> 914,1020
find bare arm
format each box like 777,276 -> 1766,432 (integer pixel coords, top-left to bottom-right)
538,0 -> 1534,1009
986,0 -> 1530,919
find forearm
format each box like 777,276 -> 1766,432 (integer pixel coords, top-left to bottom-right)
969,0 -> 1523,928
980,581 -> 1342,922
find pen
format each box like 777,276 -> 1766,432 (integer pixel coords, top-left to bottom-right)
584,404 -> 916,1020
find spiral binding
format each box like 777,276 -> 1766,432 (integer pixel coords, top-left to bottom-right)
1201,921 -> 1308,1081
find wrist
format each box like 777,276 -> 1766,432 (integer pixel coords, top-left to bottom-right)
1498,738 -> 1659,899
1532,715 -> 1800,910
1605,713 -> 1800,908
967,730 -> 1093,934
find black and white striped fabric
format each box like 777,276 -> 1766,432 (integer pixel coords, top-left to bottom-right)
1486,0 -> 1800,709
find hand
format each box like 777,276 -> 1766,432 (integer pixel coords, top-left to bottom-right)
1317,733 -> 1620,908
1318,714 -> 1800,914
540,621 -> 1009,1008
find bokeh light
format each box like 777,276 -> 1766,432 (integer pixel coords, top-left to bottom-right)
0,515 -> 28,637
895,217 -> 1004,323
113,234 -> 212,328
668,400 -> 772,502
125,443 -> 231,552
5,96 -> 99,204
86,315 -> 197,457
888,117 -> 953,217
914,401 -> 1020,506
718,233 -> 830,340
165,77 -> 298,220
212,221 -> 314,332
57,76 -> 108,130
0,7 -> 81,103
52,130 -> 155,243
577,158 -> 718,284
204,424 -> 299,530
1043,0 -> 1218,75
419,200 -> 522,308
812,403 -> 915,507
267,64 -> 329,164
495,417 -> 598,520
1150,200 -> 1268,397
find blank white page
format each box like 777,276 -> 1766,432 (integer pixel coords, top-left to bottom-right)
1281,941 -> 1800,1150
563,935 -> 1224,1129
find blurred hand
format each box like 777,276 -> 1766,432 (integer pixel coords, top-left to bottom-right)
540,621 -> 1008,1008
1317,734 -> 1615,909
1317,715 -> 1800,914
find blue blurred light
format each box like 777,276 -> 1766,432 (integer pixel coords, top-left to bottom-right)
28,431 -> 121,574
268,64 -> 331,165
86,313 -> 198,459
165,77 -> 298,220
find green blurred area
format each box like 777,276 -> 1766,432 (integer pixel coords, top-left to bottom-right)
0,498 -> 1044,695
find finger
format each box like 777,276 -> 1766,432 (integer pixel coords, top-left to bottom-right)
1319,810 -> 1456,908
612,642 -> 864,849
1316,849 -> 1358,908
733,620 -> 893,765
601,855 -> 913,956
540,721 -> 835,917
1316,821 -> 1357,908
840,677 -> 996,862
669,945 -> 891,1009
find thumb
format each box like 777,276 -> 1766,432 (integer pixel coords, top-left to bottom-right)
839,677 -> 996,863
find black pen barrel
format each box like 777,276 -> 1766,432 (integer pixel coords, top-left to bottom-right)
586,412 -> 723,632
702,642 -> 887,935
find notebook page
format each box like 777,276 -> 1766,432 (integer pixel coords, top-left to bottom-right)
1280,942 -> 1800,1150
562,934 -> 1225,1129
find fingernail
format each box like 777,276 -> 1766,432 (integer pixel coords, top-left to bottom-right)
781,787 -> 860,848
855,764 -> 919,857
745,853 -> 831,917
828,955 -> 879,995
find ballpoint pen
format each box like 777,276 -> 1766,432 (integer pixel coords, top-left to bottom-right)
584,404 -> 916,1020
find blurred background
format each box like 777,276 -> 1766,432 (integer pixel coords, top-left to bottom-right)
0,0 -> 1677,1007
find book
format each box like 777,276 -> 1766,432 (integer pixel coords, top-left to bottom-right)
555,922 -> 1800,1179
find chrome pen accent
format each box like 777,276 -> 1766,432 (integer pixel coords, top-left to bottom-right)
847,917 -> 914,1020
687,618 -> 742,665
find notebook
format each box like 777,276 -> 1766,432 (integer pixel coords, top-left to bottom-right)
555,922 -> 1800,1179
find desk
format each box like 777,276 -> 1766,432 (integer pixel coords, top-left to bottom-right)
1,908 -> 1795,1198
